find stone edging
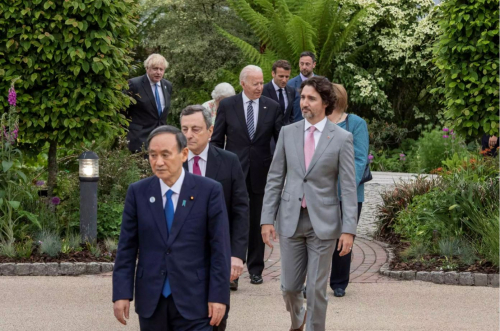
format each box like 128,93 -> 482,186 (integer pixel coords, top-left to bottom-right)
0,262 -> 114,276
376,240 -> 499,287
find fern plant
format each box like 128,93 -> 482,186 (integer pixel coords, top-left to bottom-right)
216,0 -> 370,81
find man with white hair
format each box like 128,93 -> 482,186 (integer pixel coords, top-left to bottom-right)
211,65 -> 283,285
125,53 -> 173,153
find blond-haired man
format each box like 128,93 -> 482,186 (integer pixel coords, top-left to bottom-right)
126,54 -> 173,153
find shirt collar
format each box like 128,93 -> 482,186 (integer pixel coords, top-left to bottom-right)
300,73 -> 314,81
304,116 -> 327,133
159,168 -> 185,197
271,79 -> 283,92
242,92 -> 258,104
147,74 -> 160,87
188,143 -> 209,162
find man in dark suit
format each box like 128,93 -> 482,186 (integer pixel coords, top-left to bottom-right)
287,51 -> 317,123
262,60 -> 295,125
125,54 -> 173,153
180,105 -> 249,331
211,65 -> 283,285
113,125 -> 231,330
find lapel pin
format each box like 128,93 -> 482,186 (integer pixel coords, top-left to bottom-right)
327,136 -> 330,139
190,196 -> 194,200
264,106 -> 267,109
149,197 -> 155,203
182,200 -> 186,207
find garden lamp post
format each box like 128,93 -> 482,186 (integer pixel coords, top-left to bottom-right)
78,151 -> 99,243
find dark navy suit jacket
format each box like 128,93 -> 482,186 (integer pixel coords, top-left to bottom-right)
287,75 -> 304,123
112,172 -> 231,320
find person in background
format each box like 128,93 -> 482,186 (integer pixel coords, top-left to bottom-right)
287,51 -> 317,123
202,83 -> 236,125
327,83 -> 369,298
262,60 -> 296,126
125,54 -> 173,153
481,134 -> 499,157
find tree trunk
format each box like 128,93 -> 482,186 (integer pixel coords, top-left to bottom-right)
47,140 -> 58,199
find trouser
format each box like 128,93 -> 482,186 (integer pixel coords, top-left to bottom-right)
246,175 -> 265,276
280,208 -> 336,331
329,202 -> 363,290
139,295 -> 212,331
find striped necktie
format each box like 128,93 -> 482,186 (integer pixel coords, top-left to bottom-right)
247,100 -> 255,140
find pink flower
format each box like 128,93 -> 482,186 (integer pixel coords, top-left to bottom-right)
51,197 -> 61,205
36,180 -> 45,186
8,87 -> 16,106
443,127 -> 449,132
443,135 -> 449,139
368,154 -> 374,163
399,153 -> 406,161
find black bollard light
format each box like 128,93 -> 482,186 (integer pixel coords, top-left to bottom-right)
78,151 -> 99,243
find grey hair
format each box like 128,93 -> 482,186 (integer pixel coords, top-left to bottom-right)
239,65 -> 263,83
180,105 -> 213,129
144,53 -> 169,70
211,83 -> 236,101
147,125 -> 187,152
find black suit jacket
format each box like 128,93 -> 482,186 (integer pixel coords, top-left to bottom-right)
125,74 -> 173,152
211,93 -> 283,194
262,81 -> 295,125
183,145 -> 249,262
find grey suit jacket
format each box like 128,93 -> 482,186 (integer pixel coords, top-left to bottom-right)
261,119 -> 358,240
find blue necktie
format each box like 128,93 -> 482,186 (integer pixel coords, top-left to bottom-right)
162,189 -> 174,297
154,83 -> 162,117
278,88 -> 286,114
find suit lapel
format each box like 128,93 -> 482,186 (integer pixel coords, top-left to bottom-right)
141,75 -> 159,118
266,82 -> 279,103
166,173 -> 196,249
294,121 -> 306,175
205,145 -> 221,180
305,120 -> 336,176
254,97 -> 270,140
234,94 -> 251,142
147,177 -> 169,246
286,86 -> 294,111
182,161 -> 189,172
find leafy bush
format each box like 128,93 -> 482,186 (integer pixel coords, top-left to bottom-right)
104,237 -> 118,253
376,176 -> 441,240
0,243 -> 16,257
433,0 -> 499,138
86,241 -> 102,258
15,239 -> 33,259
97,202 -> 123,240
38,230 -> 61,257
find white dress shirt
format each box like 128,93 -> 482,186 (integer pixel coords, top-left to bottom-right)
242,92 -> 259,131
188,144 -> 209,177
147,75 -> 165,112
160,168 -> 185,212
271,80 -> 288,111
304,116 -> 327,148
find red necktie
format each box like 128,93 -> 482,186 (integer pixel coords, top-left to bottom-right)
193,156 -> 202,176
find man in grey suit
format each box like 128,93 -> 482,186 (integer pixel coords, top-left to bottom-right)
261,76 -> 358,331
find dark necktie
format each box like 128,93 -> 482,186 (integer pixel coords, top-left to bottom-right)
278,88 -> 286,113
162,189 -> 174,297
247,100 -> 255,140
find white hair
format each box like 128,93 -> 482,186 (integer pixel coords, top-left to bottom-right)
144,53 -> 169,70
239,65 -> 263,83
211,83 -> 236,101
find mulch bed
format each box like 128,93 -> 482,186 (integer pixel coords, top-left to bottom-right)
0,249 -> 116,264
387,241 -> 499,274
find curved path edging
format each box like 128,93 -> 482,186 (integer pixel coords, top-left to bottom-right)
0,262 -> 114,276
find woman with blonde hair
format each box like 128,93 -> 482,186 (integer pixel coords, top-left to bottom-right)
327,83 -> 369,297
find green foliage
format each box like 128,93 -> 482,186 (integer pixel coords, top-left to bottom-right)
104,237 -> 117,253
86,241 -> 102,258
15,239 -> 33,259
38,229 -> 61,257
0,0 -> 137,150
0,242 -> 16,257
135,0 -> 253,113
433,0 -> 499,138
97,201 -> 123,240
400,243 -> 429,261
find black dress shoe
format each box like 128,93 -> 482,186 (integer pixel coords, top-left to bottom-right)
250,274 -> 263,284
230,278 -> 239,291
333,288 -> 345,297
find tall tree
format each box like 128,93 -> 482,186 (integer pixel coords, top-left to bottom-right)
0,0 -> 138,196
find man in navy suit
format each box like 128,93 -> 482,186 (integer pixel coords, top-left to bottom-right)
287,51 -> 317,123
180,105 -> 249,331
262,60 -> 295,126
113,125 -> 231,330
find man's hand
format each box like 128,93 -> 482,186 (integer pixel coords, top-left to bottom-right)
261,224 -> 276,248
337,233 -> 354,257
230,257 -> 244,281
208,302 -> 226,326
113,299 -> 130,325
489,135 -> 498,149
